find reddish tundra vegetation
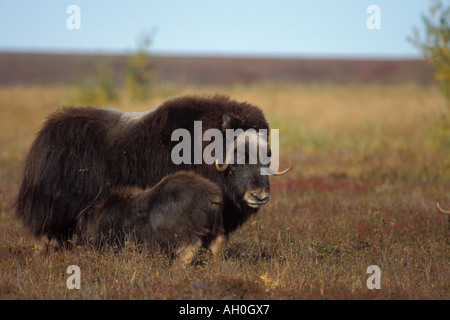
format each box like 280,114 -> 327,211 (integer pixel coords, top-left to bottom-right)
0,54 -> 448,299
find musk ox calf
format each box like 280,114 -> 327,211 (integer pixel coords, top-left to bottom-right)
16,94 -> 289,250
76,171 -> 225,264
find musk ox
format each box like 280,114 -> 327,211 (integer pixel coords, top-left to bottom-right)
437,203 -> 450,214
76,171 -> 225,264
437,203 -> 450,225
15,94 -> 289,250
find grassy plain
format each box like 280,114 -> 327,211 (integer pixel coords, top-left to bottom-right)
0,83 -> 448,299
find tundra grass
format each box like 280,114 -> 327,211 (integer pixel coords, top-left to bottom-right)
0,83 -> 448,299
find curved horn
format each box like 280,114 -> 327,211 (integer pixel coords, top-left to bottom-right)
437,203 -> 450,214
273,164 -> 291,176
215,159 -> 229,172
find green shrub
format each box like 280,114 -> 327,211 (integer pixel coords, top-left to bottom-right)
70,63 -> 118,106
410,0 -> 450,155
409,0 -> 450,105
125,32 -> 155,102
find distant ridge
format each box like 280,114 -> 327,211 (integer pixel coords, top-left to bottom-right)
0,52 -> 434,86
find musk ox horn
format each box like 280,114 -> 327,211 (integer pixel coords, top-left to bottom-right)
273,164 -> 291,176
437,203 -> 450,214
215,159 -> 229,172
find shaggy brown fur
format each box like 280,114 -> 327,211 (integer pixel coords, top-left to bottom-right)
76,171 -> 224,264
15,94 -> 270,247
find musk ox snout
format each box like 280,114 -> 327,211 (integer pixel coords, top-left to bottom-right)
243,188 -> 270,209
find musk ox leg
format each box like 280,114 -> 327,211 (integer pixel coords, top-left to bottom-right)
176,238 -> 202,266
33,235 -> 49,253
33,235 -> 60,254
209,234 -> 226,260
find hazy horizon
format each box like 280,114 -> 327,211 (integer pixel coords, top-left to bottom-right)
0,1 -> 429,60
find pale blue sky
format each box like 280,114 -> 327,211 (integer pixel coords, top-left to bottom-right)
0,0 -> 432,58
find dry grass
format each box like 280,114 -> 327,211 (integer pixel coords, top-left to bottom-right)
0,83 -> 448,300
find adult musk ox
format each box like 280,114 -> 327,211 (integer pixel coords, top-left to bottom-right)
437,203 -> 450,214
16,94 -> 289,249
77,171 -> 225,264
437,203 -> 450,225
